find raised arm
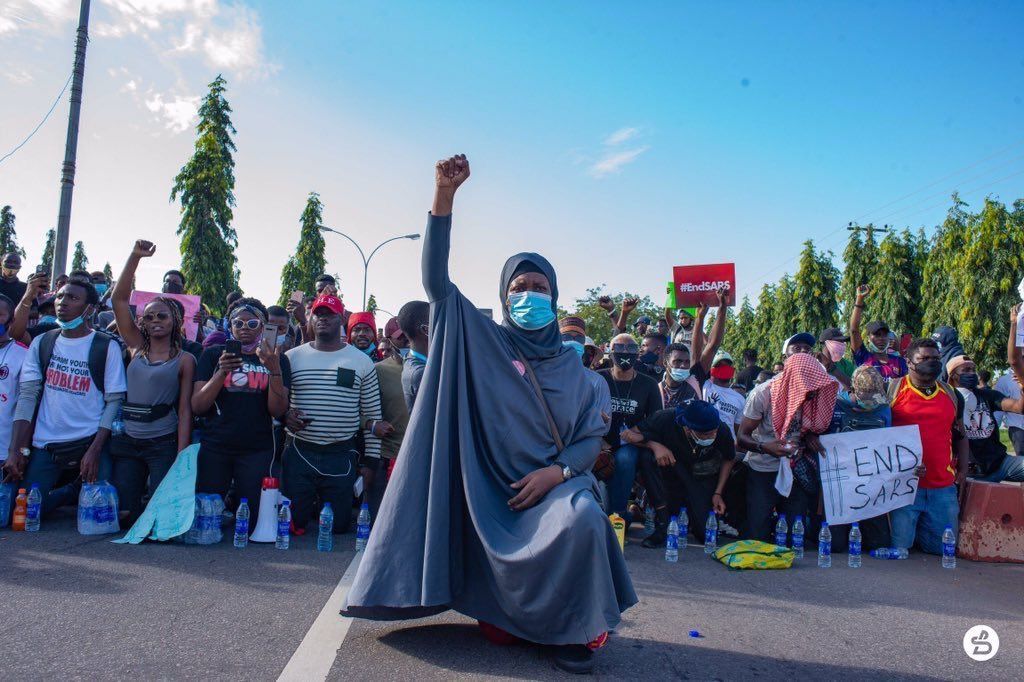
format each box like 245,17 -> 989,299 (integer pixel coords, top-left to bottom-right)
424,154 -> 471,302
699,287 -> 729,370
690,301 -> 709,361
112,240 -> 155,351
850,284 -> 868,352
11,273 -> 48,344
1002,304 -> 1024,414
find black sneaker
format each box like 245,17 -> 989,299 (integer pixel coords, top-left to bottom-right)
551,644 -> 594,674
641,530 -> 667,549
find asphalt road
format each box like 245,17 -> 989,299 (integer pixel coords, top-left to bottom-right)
3,514 -> 1023,680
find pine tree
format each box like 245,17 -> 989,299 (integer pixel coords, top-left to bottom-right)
0,206 -> 25,257
366,294 -> 379,314
731,296 -> 756,360
770,275 -> 798,360
39,229 -> 55,271
278,192 -> 328,304
71,241 -> 88,271
870,230 -> 919,336
840,223 -> 879,320
171,75 -> 239,316
794,239 -> 840,336
921,196 -> 969,336
751,283 -> 777,366
103,262 -> 113,281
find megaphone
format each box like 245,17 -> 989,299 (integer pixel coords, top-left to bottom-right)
251,477 -> 283,543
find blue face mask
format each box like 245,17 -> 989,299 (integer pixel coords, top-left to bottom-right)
410,350 -> 428,364
39,315 -> 57,326
507,291 -> 555,330
362,342 -> 377,356
58,314 -> 86,331
397,347 -> 411,359
0,323 -> 6,337
562,340 -> 584,357
94,283 -> 108,296
669,367 -> 691,382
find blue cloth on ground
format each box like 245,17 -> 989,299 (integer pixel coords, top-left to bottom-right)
113,444 -> 199,544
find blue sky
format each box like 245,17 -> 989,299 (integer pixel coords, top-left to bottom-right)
1,1 -> 1022,318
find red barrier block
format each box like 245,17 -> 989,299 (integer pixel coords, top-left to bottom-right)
958,479 -> 1024,563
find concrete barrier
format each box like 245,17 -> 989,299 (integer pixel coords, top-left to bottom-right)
958,478 -> 1024,563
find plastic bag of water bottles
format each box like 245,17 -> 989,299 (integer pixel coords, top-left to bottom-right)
183,494 -> 224,545
0,482 -> 14,527
78,481 -> 120,535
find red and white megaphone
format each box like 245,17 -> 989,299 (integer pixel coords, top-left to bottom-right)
250,477 -> 284,543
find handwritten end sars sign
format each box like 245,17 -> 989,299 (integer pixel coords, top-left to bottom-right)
817,425 -> 923,526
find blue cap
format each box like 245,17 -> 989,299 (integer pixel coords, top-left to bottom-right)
675,400 -> 721,433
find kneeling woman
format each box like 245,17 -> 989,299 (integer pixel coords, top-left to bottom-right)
192,297 -> 290,527
345,155 -> 636,674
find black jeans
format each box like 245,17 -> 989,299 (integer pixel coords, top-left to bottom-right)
744,468 -> 780,541
197,441 -> 274,527
110,432 -> 178,524
1010,426 -> 1024,456
638,450 -> 718,542
282,437 -> 359,533
366,456 -> 391,522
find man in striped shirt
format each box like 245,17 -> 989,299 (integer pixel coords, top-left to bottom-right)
283,294 -> 383,534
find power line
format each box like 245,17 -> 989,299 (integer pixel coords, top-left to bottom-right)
0,71 -> 74,166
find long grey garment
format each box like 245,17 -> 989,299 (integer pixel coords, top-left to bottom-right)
344,212 -> 637,645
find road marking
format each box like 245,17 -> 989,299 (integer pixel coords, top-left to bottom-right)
278,552 -> 362,682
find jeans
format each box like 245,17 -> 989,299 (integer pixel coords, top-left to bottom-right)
365,456 -> 391,522
637,449 -> 718,542
978,453 -> 1024,483
1009,427 -> 1024,456
607,445 -> 640,520
110,432 -> 178,525
196,441 -> 274,528
744,468 -> 780,541
22,438 -> 112,518
890,485 -> 959,554
282,437 -> 359,533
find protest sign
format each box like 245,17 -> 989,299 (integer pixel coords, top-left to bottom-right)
817,425 -> 922,525
672,263 -> 736,307
129,291 -> 202,341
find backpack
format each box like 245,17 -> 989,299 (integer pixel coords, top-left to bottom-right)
37,329 -> 114,395
713,540 -> 795,570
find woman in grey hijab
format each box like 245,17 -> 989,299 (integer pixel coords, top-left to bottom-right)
344,155 -> 636,673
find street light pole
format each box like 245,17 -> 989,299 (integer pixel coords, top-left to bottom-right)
318,226 -> 420,310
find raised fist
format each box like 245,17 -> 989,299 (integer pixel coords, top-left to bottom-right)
856,284 -> 870,298
597,295 -> 614,312
621,297 -> 639,313
435,154 -> 471,193
133,240 -> 156,258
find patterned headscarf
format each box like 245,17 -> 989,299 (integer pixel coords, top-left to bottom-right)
770,352 -> 839,439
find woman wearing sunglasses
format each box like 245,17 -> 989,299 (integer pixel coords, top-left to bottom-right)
110,240 -> 197,525
192,295 -> 290,529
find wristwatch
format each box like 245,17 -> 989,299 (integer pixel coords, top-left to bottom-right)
554,461 -> 573,481
19,447 -> 30,458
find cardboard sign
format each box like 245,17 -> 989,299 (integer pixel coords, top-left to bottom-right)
672,263 -> 736,307
817,425 -> 922,526
129,291 -> 202,341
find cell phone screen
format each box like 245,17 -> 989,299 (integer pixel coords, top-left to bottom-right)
225,339 -> 242,355
262,324 -> 279,347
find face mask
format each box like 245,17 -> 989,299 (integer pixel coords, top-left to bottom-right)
958,373 -> 979,390
276,333 -> 288,347
0,323 -> 7,337
204,319 -> 217,332
57,314 -> 86,331
866,339 -> 889,354
40,315 -> 57,326
397,347 -> 411,359
164,282 -> 185,294
825,340 -> 847,362
363,342 -> 377,357
410,350 -> 428,365
507,291 -> 555,330
562,340 -> 585,357
669,367 -> 691,382
612,352 -> 637,371
710,365 -> 735,381
94,283 -> 109,296
639,351 -> 659,365
689,430 -> 716,447
912,358 -> 942,381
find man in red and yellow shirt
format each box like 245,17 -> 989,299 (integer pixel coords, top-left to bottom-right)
889,338 -> 967,555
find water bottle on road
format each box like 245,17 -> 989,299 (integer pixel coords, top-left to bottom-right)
644,506 -> 655,534
233,498 -> 250,548
942,526 -> 956,569
818,522 -> 831,568
870,547 -> 909,560
791,515 -> 805,559
774,513 -> 788,547
665,516 -> 679,563
678,507 -> 688,544
704,511 -> 718,555
355,503 -> 371,552
25,484 -> 42,532
318,503 -> 334,552
276,500 -> 291,550
848,522 -> 862,568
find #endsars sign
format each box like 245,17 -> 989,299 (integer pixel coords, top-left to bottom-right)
672,263 -> 736,307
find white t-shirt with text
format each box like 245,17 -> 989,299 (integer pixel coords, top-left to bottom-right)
0,340 -> 29,460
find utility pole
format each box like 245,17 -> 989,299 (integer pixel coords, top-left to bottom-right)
52,0 -> 91,287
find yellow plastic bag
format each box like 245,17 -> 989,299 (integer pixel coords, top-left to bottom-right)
713,540 -> 795,570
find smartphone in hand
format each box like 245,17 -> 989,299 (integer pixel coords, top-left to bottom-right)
225,339 -> 242,356
262,324 -> 279,348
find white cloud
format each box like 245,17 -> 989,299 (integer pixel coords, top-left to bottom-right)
0,0 -> 77,35
144,90 -> 200,132
604,127 -> 639,146
3,66 -> 33,83
589,145 -> 651,178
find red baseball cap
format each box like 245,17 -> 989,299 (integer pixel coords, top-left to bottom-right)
311,294 -> 344,316
384,316 -> 403,340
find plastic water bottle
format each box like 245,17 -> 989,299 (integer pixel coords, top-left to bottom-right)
665,515 -> 679,563
678,507 -> 688,546
233,498 -> 250,548
25,484 -> 42,532
208,495 -> 223,544
942,526 -> 956,569
818,522 -> 832,568
644,506 -> 655,534
848,522 -> 862,568
276,500 -> 291,550
318,503 -> 334,552
704,511 -> 718,555
870,547 -> 909,560
791,515 -> 805,559
355,503 -> 371,552
111,408 -> 125,436
774,513 -> 788,547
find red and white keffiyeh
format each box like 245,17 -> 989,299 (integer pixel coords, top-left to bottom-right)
770,353 -> 839,439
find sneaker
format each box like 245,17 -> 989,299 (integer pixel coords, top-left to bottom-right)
551,644 -> 594,674
641,529 -> 667,549
719,520 -> 740,538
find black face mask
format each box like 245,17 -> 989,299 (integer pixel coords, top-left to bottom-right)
913,358 -> 943,381
163,282 -> 185,294
958,373 -> 979,390
612,352 -> 637,370
639,351 -> 659,366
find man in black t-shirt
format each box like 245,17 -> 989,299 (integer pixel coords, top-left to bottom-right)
625,400 -> 735,546
734,349 -> 763,392
636,331 -> 667,381
599,333 -> 662,526
947,355 -> 1024,482
0,253 -> 27,308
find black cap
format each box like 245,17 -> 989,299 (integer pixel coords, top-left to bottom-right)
819,327 -> 850,343
865,321 -> 890,336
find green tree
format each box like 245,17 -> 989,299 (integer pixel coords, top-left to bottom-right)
71,241 -> 88,270
769,275 -> 798,361
278,192 -> 328,304
869,230 -> 920,336
840,223 -> 879,320
39,228 -> 55,271
794,239 -> 839,336
921,196 -> 969,336
0,206 -> 25,257
567,286 -> 661,345
751,283 -> 777,365
366,293 -> 379,315
103,262 -> 113,281
171,76 -> 239,315
730,296 -> 756,359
